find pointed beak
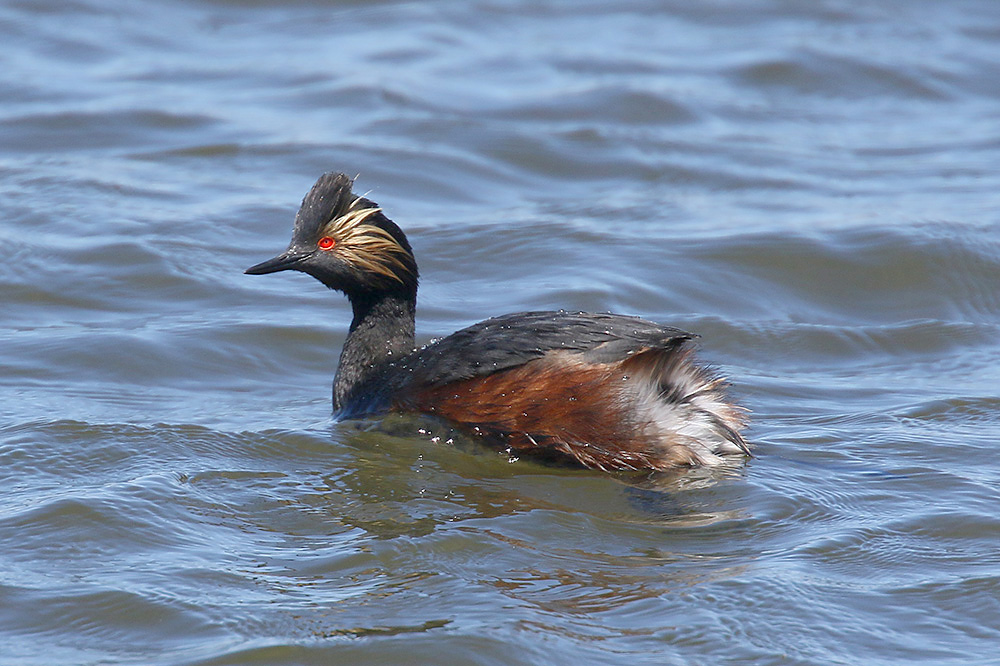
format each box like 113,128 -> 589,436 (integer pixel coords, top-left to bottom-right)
245,249 -> 311,275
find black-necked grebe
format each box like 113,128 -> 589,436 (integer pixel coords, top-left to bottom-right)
246,172 -> 749,470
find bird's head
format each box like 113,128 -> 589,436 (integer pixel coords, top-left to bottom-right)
245,173 -> 418,298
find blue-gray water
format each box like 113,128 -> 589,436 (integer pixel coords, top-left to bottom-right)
3,1 -> 1000,664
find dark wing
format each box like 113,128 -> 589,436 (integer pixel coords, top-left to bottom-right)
398,309 -> 693,385
339,310 -> 695,418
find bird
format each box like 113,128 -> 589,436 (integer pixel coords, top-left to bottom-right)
246,172 -> 749,471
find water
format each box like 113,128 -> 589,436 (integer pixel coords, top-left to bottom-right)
3,0 -> 1000,663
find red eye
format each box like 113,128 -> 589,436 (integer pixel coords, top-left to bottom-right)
317,236 -> 336,250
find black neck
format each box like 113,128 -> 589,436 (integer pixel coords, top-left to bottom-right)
333,289 -> 416,414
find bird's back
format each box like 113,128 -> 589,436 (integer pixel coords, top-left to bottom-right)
401,310 -> 692,384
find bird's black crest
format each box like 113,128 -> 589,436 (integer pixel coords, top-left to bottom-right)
293,172 -> 364,240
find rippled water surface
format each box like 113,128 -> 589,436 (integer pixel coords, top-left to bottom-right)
3,1 -> 1000,664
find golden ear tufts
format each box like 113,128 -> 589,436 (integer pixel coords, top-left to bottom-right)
320,201 -> 414,285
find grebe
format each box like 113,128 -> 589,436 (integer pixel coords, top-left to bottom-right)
246,173 -> 749,470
